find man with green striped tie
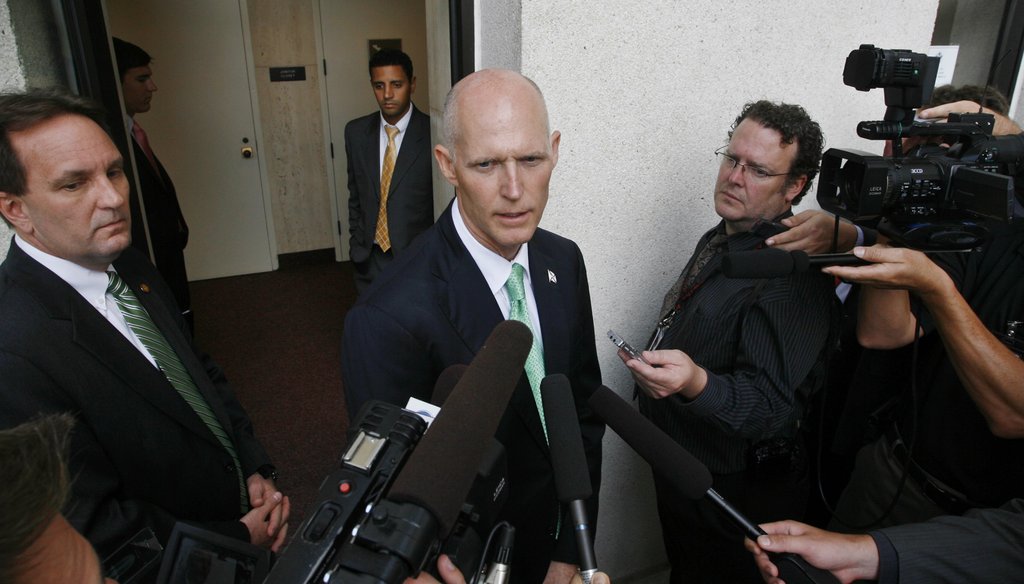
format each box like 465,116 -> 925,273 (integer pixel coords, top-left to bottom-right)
0,89 -> 290,562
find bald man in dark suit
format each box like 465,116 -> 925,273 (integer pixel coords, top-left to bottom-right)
342,69 -> 603,584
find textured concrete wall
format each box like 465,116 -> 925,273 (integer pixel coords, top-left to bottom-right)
477,1 -> 940,580
0,0 -> 23,260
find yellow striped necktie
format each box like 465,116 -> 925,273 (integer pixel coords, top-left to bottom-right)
375,125 -> 400,252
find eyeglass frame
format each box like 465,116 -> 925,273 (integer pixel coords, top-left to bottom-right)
714,146 -> 793,181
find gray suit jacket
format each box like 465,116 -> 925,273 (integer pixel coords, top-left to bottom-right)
872,498 -> 1024,583
345,105 -> 434,263
0,240 -> 270,556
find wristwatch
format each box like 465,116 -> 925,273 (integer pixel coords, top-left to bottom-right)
256,464 -> 279,482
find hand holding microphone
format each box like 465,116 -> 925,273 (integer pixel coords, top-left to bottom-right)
587,386 -> 839,584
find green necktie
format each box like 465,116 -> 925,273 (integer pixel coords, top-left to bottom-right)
107,272 -> 249,512
505,263 -> 548,440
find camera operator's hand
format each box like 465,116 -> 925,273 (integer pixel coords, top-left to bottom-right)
764,210 -> 860,254
917,100 -> 1023,136
622,349 -> 708,400
824,245 -> 1024,438
744,520 -> 879,584
239,489 -> 290,552
823,245 -> 954,348
405,555 -> 465,584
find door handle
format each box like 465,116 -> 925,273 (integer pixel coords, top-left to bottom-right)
241,146 -> 254,159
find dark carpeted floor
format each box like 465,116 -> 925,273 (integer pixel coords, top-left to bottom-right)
190,254 -> 355,532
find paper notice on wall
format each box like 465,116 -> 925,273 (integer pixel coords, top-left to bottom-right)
928,45 -> 959,87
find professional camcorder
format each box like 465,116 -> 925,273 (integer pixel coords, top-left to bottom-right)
817,44 -> 1024,250
131,401 -> 508,584
263,401 -> 509,584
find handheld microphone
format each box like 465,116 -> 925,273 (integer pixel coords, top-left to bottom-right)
540,374 -> 598,584
432,364 -> 469,405
389,320 -> 531,540
588,386 -> 840,584
328,320 -> 531,583
722,249 -> 866,279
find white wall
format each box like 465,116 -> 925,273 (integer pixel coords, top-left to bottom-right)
479,1 -> 939,580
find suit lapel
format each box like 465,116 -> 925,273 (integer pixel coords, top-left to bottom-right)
4,245 -> 222,448
388,107 -> 426,196
364,116 -> 382,203
435,208 -> 504,354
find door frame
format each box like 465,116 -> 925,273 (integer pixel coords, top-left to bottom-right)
61,0 -> 279,274
312,0 -> 471,262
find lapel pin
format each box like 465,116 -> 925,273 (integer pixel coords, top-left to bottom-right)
547,270 -> 557,284
139,283 -> 151,294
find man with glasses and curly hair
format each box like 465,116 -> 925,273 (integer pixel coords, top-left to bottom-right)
618,101 -> 834,583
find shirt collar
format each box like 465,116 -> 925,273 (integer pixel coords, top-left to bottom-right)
451,199 -> 531,295
380,103 -> 414,133
14,235 -> 112,308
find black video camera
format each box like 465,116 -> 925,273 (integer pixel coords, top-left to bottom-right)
817,44 -> 1024,250
267,400 -> 508,583
140,401 -> 508,584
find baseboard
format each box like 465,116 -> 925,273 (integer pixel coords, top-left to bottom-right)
277,248 -> 336,269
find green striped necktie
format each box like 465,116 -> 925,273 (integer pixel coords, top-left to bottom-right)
106,271 -> 249,512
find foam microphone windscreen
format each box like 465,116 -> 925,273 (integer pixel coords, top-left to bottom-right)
588,386 -> 712,500
431,364 -> 468,405
541,374 -> 592,502
721,248 -> 809,279
388,320 -> 533,535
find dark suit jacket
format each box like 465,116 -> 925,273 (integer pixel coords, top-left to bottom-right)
341,203 -> 603,584
128,134 -> 191,314
345,105 -> 434,264
0,240 -> 270,557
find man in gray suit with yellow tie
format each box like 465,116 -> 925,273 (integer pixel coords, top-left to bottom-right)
345,49 -> 434,294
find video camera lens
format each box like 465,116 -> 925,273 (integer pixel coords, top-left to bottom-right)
843,44 -> 931,91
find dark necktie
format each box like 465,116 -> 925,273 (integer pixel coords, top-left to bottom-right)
660,231 -> 729,316
131,121 -> 161,175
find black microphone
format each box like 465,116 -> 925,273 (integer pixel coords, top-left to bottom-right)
431,363 -> 469,405
588,386 -> 840,584
722,248 -> 867,279
359,319 -> 532,581
389,320 -> 531,538
540,374 -> 598,584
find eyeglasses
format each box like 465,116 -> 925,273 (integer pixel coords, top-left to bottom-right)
715,147 -> 790,180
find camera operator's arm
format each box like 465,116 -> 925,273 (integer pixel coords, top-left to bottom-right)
824,246 -> 1024,438
765,210 -> 863,254
917,100 -> 1023,136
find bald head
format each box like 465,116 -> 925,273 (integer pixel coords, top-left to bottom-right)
441,69 -> 551,157
433,69 -> 560,260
